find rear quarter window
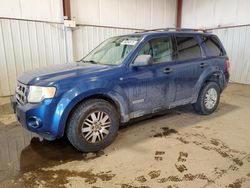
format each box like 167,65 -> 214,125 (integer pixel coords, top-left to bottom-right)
202,36 -> 225,57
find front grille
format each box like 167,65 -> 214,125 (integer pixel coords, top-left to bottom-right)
16,82 -> 28,105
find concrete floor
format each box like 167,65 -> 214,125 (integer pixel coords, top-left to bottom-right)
0,83 -> 250,188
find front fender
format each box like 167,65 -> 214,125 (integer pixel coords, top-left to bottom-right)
52,87 -> 129,138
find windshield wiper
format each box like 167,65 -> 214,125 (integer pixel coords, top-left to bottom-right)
82,60 -> 98,64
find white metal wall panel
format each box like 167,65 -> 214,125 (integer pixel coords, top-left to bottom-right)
212,26 -> 250,84
71,0 -> 177,60
0,0 -> 63,23
0,19 -> 67,96
71,0 -> 177,29
72,25 -> 139,60
182,0 -> 250,28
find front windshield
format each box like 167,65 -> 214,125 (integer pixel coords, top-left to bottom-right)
83,35 -> 141,65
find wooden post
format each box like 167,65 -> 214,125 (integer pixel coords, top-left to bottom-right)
62,0 -> 71,20
176,0 -> 182,28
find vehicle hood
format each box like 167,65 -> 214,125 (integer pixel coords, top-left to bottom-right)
18,62 -> 113,85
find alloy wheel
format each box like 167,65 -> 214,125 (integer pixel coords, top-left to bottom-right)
81,111 -> 111,143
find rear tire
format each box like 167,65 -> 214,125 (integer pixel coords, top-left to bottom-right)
66,99 -> 119,152
193,82 -> 220,115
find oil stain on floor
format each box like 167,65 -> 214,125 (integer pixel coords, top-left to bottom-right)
16,168 -> 115,187
153,127 -> 178,138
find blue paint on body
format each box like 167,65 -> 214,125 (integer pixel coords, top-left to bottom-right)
13,31 -> 229,140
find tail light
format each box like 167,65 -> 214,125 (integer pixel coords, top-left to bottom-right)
226,58 -> 230,73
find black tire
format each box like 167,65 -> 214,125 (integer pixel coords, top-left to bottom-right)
66,99 -> 119,152
193,82 -> 220,115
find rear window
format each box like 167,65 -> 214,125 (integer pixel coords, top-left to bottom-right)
202,36 -> 224,57
175,36 -> 202,61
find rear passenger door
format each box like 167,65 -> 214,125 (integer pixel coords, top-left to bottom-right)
172,35 -> 205,104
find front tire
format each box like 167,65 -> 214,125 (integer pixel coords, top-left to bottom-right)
66,99 -> 119,152
193,82 -> 220,115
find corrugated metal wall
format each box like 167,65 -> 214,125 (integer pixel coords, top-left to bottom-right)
211,26 -> 250,84
0,0 -> 63,23
71,0 -> 177,30
72,25 -> 139,60
71,0 -> 177,60
182,0 -> 250,29
0,18 -> 67,96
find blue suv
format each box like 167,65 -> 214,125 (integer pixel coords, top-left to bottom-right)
11,28 -> 230,152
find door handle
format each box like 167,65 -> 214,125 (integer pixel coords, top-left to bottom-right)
163,68 -> 173,74
200,63 -> 207,68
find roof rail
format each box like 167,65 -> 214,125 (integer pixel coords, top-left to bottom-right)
135,27 -> 208,33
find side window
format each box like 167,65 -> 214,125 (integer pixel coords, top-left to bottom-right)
139,37 -> 173,64
175,36 -> 202,61
202,36 -> 224,57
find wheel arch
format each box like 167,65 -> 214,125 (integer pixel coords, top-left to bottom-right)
203,72 -> 224,91
70,94 -> 122,118
55,91 -> 130,138
193,69 -> 225,103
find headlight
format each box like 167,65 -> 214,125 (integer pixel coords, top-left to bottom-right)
27,86 -> 56,103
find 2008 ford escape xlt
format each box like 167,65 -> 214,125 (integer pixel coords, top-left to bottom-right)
11,28 -> 230,152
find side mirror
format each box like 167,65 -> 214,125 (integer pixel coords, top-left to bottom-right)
131,55 -> 153,67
